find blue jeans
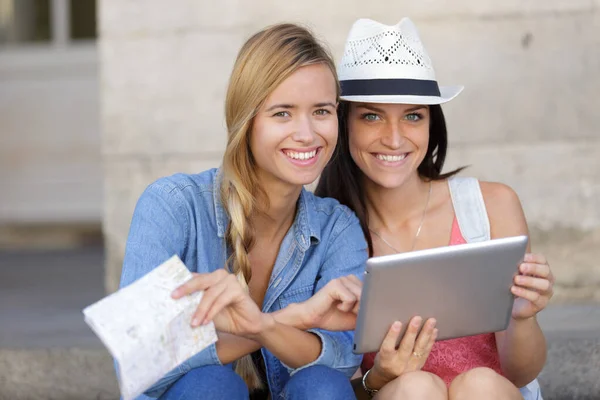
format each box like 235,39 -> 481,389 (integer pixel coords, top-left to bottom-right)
160,365 -> 355,400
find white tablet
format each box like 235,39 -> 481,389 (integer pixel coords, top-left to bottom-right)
353,235 -> 528,354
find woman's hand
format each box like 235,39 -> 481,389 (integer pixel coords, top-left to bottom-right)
511,253 -> 554,320
367,317 -> 437,390
171,269 -> 270,337
293,275 -> 363,331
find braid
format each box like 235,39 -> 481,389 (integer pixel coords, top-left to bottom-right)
222,172 -> 264,390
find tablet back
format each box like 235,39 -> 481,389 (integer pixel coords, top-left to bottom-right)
353,235 -> 528,354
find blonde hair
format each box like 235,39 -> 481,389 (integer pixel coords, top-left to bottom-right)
220,23 -> 339,390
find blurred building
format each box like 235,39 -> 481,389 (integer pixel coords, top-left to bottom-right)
0,0 -> 101,247
98,1 -> 600,298
0,1 -> 598,300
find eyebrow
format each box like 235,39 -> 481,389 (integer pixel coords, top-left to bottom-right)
265,102 -> 336,112
405,105 -> 428,112
355,104 -> 428,113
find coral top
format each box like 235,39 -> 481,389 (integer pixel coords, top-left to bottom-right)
361,217 -> 503,386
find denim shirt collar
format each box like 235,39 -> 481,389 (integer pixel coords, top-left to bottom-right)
212,168 -> 320,250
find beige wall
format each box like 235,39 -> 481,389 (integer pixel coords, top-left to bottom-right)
99,0 -> 600,300
0,46 -> 102,224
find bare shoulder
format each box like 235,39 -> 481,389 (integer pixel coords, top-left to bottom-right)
478,181 -> 521,210
478,181 -> 529,239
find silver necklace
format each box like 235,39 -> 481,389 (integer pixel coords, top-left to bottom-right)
370,180 -> 433,253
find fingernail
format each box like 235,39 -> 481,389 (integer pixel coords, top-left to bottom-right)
511,286 -> 519,294
171,289 -> 180,298
519,264 -> 526,272
433,328 -> 439,337
191,318 -> 200,327
202,319 -> 209,326
429,319 -> 437,328
392,321 -> 402,331
412,317 -> 422,327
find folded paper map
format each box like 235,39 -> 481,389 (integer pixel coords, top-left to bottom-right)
83,255 -> 218,400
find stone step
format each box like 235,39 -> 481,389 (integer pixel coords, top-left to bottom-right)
1,248 -> 598,399
1,335 -> 599,400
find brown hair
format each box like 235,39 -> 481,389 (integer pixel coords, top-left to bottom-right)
316,102 -> 465,256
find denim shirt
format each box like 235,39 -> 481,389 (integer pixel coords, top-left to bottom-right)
119,168 -> 368,399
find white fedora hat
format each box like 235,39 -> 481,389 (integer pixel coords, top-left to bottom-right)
338,18 -> 463,105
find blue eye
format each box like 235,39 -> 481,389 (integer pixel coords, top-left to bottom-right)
361,113 -> 381,121
406,113 -> 423,121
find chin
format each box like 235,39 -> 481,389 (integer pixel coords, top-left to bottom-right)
291,174 -> 321,186
378,181 -> 404,190
274,170 -> 319,187
369,175 -> 408,190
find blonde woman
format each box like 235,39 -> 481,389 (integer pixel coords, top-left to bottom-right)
316,18 -> 552,399
120,24 -> 366,400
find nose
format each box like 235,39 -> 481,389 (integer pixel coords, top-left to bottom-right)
380,122 -> 404,149
291,115 -> 316,144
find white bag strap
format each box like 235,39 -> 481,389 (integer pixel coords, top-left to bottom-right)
448,177 -> 490,243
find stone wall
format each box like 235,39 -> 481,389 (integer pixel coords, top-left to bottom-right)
99,0 -> 600,299
0,46 -> 101,225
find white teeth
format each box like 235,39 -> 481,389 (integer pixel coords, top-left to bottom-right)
285,150 -> 317,160
376,153 -> 407,162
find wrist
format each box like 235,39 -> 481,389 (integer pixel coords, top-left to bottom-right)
366,366 -> 393,390
247,313 -> 276,341
273,303 -> 308,330
510,314 -> 537,324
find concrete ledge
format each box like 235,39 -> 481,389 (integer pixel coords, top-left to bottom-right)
0,348 -> 118,400
1,336 -> 598,400
539,338 -> 600,399
1,249 -> 597,399
0,224 -> 102,251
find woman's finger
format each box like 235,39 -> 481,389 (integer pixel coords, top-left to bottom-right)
202,278 -> 245,324
519,262 -> 551,278
191,278 -> 230,326
338,276 -> 362,314
352,297 -> 361,315
329,279 -> 356,304
396,316 -> 422,361
172,269 -> 228,298
511,285 -> 545,305
514,275 -> 551,292
336,297 -> 356,313
345,274 -> 363,287
379,321 -> 403,356
412,318 -> 436,354
339,276 -> 362,302
408,318 -> 436,369
424,328 -> 438,355
523,253 -> 548,266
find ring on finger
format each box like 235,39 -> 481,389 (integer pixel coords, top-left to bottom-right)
413,351 -> 424,358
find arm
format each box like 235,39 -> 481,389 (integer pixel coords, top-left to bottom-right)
214,307 -> 316,365
120,182 -> 190,289
249,318 -> 323,369
481,182 -> 550,387
214,322 -> 323,369
289,211 -> 368,376
173,269 -> 325,369
175,211 -> 368,374
215,273 -> 364,363
244,269 -> 366,368
120,181 -> 221,397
